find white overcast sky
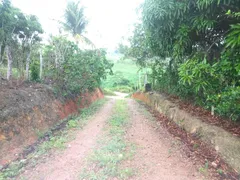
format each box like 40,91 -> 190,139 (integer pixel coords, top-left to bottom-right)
12,0 -> 143,50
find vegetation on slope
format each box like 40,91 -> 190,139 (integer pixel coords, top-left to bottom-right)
0,0 -> 113,98
128,0 -> 240,121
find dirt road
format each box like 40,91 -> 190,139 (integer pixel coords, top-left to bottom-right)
17,94 -> 203,180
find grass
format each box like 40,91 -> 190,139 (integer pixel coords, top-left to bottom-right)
217,169 -> 223,175
102,59 -> 139,89
102,58 -> 150,92
80,99 -> 135,180
0,66 -> 20,79
0,98 -> 108,180
111,86 -> 133,93
102,88 -> 116,96
199,160 -> 209,175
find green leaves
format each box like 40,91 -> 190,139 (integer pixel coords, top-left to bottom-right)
208,86 -> 240,121
44,37 -> 113,98
178,57 -> 214,95
62,1 -> 87,37
130,0 -> 240,120
226,24 -> 240,48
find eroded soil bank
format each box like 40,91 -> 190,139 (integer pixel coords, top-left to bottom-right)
0,84 -> 103,166
19,99 -> 115,180
132,92 -> 240,174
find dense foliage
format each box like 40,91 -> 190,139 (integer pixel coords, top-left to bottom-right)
43,36 -> 113,97
0,0 -> 43,80
130,0 -> 240,121
0,0 -> 113,98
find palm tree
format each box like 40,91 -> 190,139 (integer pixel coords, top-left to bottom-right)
63,1 -> 87,36
62,1 -> 95,48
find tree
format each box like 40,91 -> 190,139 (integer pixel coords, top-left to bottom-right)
130,0 -> 240,120
142,0 -> 240,61
62,1 -> 87,36
42,37 -> 113,97
0,0 -> 25,81
19,15 -> 43,80
61,1 -> 94,48
0,0 -> 15,81
0,0 -> 43,81
128,23 -> 153,67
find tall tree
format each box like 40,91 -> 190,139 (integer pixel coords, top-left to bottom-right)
18,15 -> 43,80
61,1 -> 94,48
62,1 -> 87,36
0,0 -> 25,81
131,0 -> 240,120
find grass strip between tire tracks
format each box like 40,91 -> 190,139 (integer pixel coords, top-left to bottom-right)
80,99 -> 135,180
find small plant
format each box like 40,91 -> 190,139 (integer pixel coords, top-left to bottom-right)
193,143 -> 199,150
0,174 -> 4,180
217,169 -> 223,175
38,135 -> 68,154
67,119 -> 79,128
0,160 -> 27,179
119,168 -> 135,179
199,160 -> 209,175
35,129 -> 46,139
30,61 -> 40,82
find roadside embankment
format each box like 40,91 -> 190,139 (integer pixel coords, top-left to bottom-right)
132,92 -> 240,173
0,85 -> 103,166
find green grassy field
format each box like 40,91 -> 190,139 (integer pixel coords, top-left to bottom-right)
102,57 -> 150,93
102,59 -> 139,87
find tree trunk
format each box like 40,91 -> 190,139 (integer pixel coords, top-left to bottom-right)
138,71 -> 142,89
54,50 -> 59,69
5,45 -> 13,82
40,50 -> 43,79
25,51 -> 31,80
144,73 -> 148,86
0,44 -> 2,63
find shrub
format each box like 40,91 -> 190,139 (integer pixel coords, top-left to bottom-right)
208,87 -> 240,121
30,61 -> 40,82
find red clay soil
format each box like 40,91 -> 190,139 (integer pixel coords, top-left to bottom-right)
57,88 -> 104,119
139,101 -> 239,180
18,99 -> 116,180
0,81 -> 103,167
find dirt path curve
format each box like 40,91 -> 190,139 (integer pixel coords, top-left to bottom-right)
125,99 -> 202,180
19,98 -> 116,180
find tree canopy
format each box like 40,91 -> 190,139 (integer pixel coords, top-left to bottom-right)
62,1 -> 87,36
0,0 -> 113,98
129,0 -> 240,121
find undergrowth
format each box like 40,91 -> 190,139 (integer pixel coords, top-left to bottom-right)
0,98 -> 108,180
80,99 -> 135,180
102,88 -> 116,96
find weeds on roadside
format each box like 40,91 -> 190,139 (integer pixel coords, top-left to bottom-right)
102,88 -> 116,96
199,160 -> 209,175
80,100 -> 135,180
